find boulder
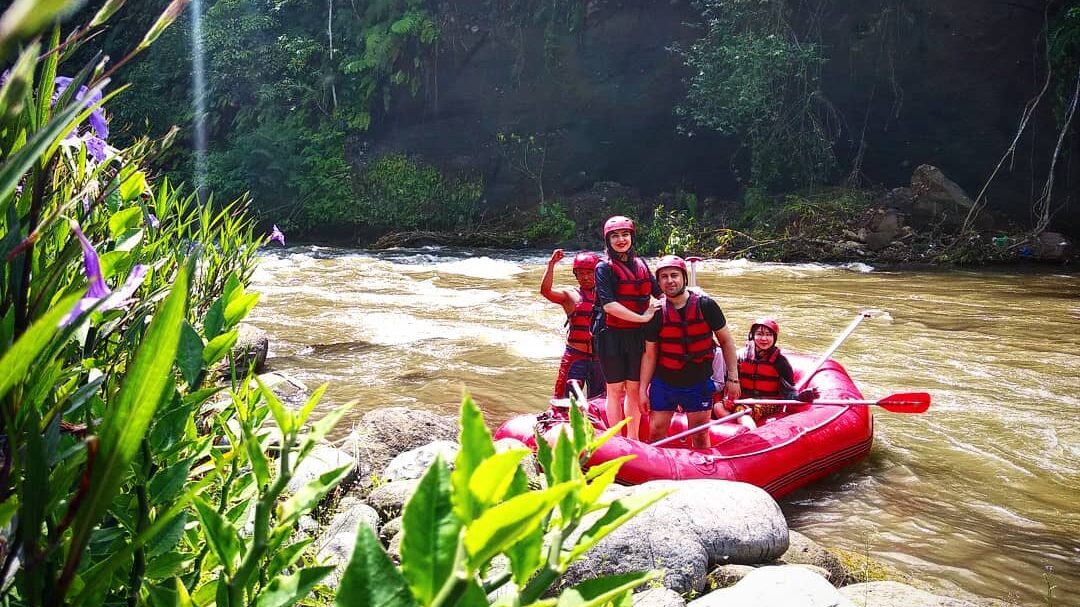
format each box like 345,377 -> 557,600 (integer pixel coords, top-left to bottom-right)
688,565 -> 854,607
231,323 -> 269,374
315,496 -> 381,588
380,516 -> 403,546
255,372 -> 311,411
633,587 -> 687,607
286,444 -> 357,503
382,440 -> 460,483
860,208 -> 905,251
704,564 -> 756,589
908,164 -> 991,229
777,530 -> 851,585
365,479 -> 422,521
839,581 -> 979,607
1031,231 -> 1072,261
561,480 -> 788,595
340,407 -> 458,488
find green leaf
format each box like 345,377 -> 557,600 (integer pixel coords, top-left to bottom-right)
579,456 -> 634,507
144,552 -> 195,580
504,469 -> 543,587
146,510 -> 188,558
0,292 -> 81,401
267,538 -> 313,576
464,481 -> 579,571
296,383 -> 328,427
202,329 -> 237,367
136,0 -> 187,51
119,170 -> 148,201
66,263 -> 190,571
108,206 -> 143,238
204,298 -> 225,340
176,322 -> 204,389
148,457 -> 194,506
587,419 -> 628,453
0,44 -> 37,124
278,464 -> 353,527
255,566 -> 334,607
534,429 -> 556,489
468,449 -> 529,508
223,292 -> 259,329
296,399 -> 355,460
257,376 -> 293,435
240,420 -> 271,488
89,0 -> 127,28
554,572 -> 655,607
193,496 -> 242,575
566,490 -> 672,563
452,393 -> 495,523
400,456 -> 461,605
552,431 -> 581,520
569,398 -> 589,454
0,0 -> 77,43
335,523 -> 417,607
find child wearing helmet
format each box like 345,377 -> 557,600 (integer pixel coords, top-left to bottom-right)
592,216 -> 662,440
639,255 -> 741,446
540,249 -> 605,399
719,318 -> 815,428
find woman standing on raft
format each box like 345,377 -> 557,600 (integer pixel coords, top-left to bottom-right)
592,216 -> 662,440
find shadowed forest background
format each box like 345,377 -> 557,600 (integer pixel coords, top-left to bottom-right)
76,0 -> 1079,259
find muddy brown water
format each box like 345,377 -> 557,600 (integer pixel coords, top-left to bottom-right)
248,246 -> 1078,605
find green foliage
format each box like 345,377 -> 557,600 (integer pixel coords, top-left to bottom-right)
676,0 -> 837,191
1048,5 -> 1080,121
328,153 -> 482,232
524,200 -> 576,244
335,393 -> 669,606
103,0 -> 440,227
637,205 -> 702,256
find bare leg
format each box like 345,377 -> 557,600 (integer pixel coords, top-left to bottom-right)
605,382 -> 627,432
624,380 -> 642,440
649,410 -> 674,443
685,410 -> 713,449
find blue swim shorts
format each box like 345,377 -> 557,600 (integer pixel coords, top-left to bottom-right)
649,377 -> 715,413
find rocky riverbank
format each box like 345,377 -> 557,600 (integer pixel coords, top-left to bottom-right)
243,365 -> 1022,607
353,165 -> 1075,268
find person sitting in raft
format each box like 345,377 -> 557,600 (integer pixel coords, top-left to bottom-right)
592,216 -> 661,441
540,249 -> 605,399
639,255 -> 740,447
717,318 -> 816,429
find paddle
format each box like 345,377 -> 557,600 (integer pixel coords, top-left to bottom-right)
685,256 -> 702,288
794,309 -> 887,391
649,391 -> 930,447
736,392 -> 930,414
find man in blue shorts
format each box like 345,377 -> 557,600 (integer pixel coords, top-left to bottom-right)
640,255 -> 740,447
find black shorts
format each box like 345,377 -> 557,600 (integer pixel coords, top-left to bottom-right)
594,327 -> 645,384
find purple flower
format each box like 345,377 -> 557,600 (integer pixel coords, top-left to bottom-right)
54,76 -> 109,140
61,222 -> 148,327
147,213 -> 160,229
269,224 -> 285,246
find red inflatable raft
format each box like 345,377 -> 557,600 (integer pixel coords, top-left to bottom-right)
494,352 -> 873,499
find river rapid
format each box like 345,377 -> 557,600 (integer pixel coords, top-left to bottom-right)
247,246 -> 1078,605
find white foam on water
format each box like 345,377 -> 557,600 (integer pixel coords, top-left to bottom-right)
431,256 -> 524,279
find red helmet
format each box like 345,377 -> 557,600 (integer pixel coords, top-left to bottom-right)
748,318 -> 780,340
655,255 -> 687,280
572,251 -> 600,271
603,215 -> 635,238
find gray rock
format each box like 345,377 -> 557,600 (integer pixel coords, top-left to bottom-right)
380,516 -> 402,546
256,372 -> 311,411
633,587 -> 687,607
562,479 -> 788,595
387,530 -> 402,562
778,530 -> 850,585
366,479 -> 422,521
1032,231 -> 1072,261
704,564 -> 756,590
286,444 -> 357,500
316,497 -> 381,588
689,565 -> 854,607
382,440 -> 459,483
340,407 -> 458,489
232,323 -> 269,374
839,581 -> 979,607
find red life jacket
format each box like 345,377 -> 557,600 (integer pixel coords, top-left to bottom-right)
605,256 -> 653,329
657,293 -> 715,370
566,287 -> 594,352
738,345 -> 783,397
